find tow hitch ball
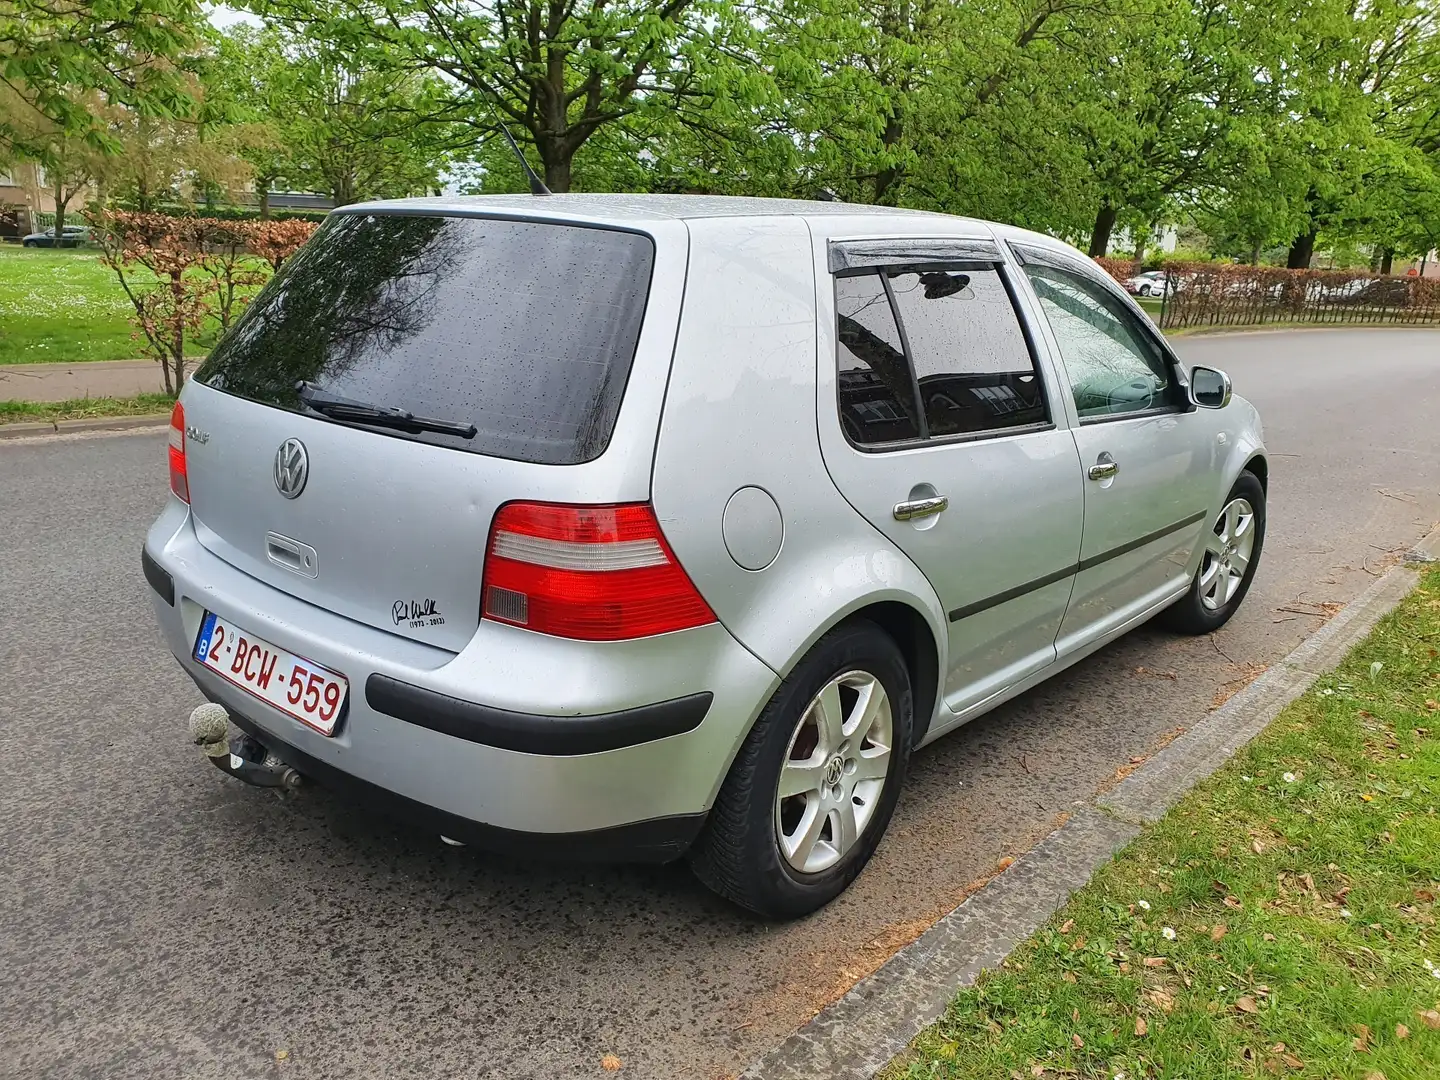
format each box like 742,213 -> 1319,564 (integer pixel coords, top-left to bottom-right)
189,703 -> 303,791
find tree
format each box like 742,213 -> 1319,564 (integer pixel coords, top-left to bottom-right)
206,24 -> 454,206
0,0 -> 201,157
249,0 -> 763,193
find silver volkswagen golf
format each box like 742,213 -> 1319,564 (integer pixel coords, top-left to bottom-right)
143,195 -> 1266,918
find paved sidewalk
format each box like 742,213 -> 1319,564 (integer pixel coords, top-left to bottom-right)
0,360 -> 169,402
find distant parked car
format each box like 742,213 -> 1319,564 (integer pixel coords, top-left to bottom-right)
1125,270 -> 1169,296
22,225 -> 89,248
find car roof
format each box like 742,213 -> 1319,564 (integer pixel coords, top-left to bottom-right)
338,193 -> 1104,266
341,193 -> 972,227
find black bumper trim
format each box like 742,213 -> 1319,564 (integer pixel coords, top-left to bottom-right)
204,685 -> 707,863
365,674 -> 713,756
142,546 -> 174,606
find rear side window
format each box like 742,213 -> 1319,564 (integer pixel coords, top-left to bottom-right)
884,268 -> 1046,437
196,214 -> 654,465
836,273 -> 922,443
835,264 -> 1047,447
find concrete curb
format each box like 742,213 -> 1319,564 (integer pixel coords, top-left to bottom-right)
744,524 -> 1440,1080
0,414 -> 169,440
741,810 -> 1140,1080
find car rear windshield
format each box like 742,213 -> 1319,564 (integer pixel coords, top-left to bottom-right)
195,213 -> 655,465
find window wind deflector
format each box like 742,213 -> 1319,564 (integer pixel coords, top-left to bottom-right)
829,237 -> 1003,274
295,381 -> 478,439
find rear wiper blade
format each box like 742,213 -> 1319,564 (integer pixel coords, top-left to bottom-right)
295,382 -> 477,439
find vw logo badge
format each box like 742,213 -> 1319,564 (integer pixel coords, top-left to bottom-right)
273,439 -> 309,499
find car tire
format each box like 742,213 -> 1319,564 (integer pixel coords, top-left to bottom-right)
22,240 -> 36,248
1161,471 -> 1265,635
1139,285 -> 1152,296
690,619 -> 913,919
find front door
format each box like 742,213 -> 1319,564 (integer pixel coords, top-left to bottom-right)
1016,256 -> 1213,653
819,252 -> 1085,718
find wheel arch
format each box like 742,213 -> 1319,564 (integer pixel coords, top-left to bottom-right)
839,600 -> 941,748
1244,452 -> 1268,492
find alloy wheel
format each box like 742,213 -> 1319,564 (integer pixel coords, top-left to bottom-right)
774,670 -> 893,874
1199,497 -> 1256,611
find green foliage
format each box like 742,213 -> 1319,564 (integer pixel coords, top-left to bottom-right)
0,0 -> 202,157
205,24 -> 456,206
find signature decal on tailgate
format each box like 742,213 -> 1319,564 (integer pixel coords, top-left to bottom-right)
393,598 -> 444,628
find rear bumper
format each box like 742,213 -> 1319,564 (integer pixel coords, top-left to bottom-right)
144,499 -> 779,856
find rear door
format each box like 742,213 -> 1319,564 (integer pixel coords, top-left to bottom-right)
818,238 -> 1085,718
1013,248 -> 1213,652
181,211 -> 659,653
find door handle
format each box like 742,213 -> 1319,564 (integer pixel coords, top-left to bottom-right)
893,495 -> 949,521
1088,456 -> 1119,481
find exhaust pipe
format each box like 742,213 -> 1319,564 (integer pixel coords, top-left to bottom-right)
189,703 -> 303,791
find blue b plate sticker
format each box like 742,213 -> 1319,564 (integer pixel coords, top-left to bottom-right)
194,611 -> 219,661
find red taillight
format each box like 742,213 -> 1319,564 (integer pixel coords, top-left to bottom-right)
482,502 -> 716,640
167,401 -> 189,503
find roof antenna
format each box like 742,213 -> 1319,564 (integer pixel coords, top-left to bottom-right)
496,121 -> 551,196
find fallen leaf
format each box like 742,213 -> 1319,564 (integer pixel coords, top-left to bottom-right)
1363,1073 -> 1387,1080
1417,1009 -> 1440,1030
1145,988 -> 1175,1013
1062,971 -> 1077,983
1072,1008 -> 1080,1024
1264,933 -> 1277,941
1252,840 -> 1264,854
1118,962 -> 1131,974
1071,1033 -> 1084,1049
1416,889 -> 1436,903
997,857 -> 1015,871
1032,1066 -> 1046,1078
1134,1016 -> 1148,1037
1224,896 -> 1244,909
1059,919 -> 1074,933
1071,936 -> 1087,951
1362,793 -> 1374,802
1236,996 -> 1260,1014
1396,1023 -> 1410,1040
1353,1023 -> 1371,1052
1143,957 -> 1166,968
275,1050 -> 289,1062
1212,924 -> 1228,941
601,1054 -> 623,1072
1281,1053 -> 1304,1069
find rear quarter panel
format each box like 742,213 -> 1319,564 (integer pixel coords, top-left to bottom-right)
651,215 -> 948,742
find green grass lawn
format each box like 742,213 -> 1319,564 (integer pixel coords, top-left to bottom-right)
0,393 -> 175,424
886,566 -> 1440,1080
0,245 -> 234,365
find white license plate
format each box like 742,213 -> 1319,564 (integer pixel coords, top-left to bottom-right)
193,612 -> 349,736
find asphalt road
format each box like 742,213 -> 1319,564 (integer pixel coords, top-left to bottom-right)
3,328 -> 1437,1080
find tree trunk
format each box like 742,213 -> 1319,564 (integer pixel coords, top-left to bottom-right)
1088,201 -> 1117,258
1380,247 -> 1394,275
1133,223 -> 1150,266
259,186 -> 270,220
52,177 -> 66,237
1249,243 -> 1261,265
543,156 -> 571,194
872,114 -> 905,207
1286,229 -> 1316,269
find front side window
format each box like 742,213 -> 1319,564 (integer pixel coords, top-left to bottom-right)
1022,262 -> 1176,419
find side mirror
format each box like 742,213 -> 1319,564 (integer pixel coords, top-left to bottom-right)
1190,365 -> 1232,409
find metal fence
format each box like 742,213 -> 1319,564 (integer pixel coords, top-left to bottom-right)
1096,258 -> 1440,330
